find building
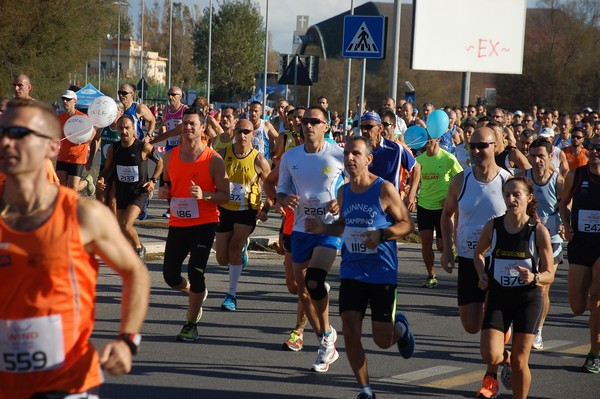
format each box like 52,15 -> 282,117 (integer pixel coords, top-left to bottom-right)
92,37 -> 168,85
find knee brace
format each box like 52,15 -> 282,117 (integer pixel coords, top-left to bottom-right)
305,268 -> 328,301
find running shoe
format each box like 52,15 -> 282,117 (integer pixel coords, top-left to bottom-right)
504,325 -> 512,345
357,393 -> 376,399
421,275 -> 438,288
396,313 -> 415,359
500,362 -> 512,390
311,326 -> 339,372
241,238 -> 249,268
189,289 -> 209,324
85,175 -> 96,196
532,329 -> 543,350
176,322 -> 199,342
282,329 -> 304,352
581,354 -> 600,373
221,293 -> 237,311
137,208 -> 148,221
135,246 -> 146,264
476,375 -> 499,398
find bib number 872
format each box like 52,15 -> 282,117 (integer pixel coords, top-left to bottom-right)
3,351 -> 47,372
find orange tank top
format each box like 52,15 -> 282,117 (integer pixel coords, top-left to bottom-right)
0,187 -> 102,398
565,146 -> 588,170
168,145 -> 220,227
58,111 -> 91,164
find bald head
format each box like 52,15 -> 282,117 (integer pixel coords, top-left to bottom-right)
12,74 -> 32,99
472,127 -> 496,143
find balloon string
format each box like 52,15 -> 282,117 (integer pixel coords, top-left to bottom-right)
61,129 -> 95,141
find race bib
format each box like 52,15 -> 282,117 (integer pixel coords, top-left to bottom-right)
229,183 -> 247,205
459,228 -> 482,256
578,210 -> 600,233
0,315 -> 65,373
344,226 -> 377,254
299,192 -> 330,217
170,197 -> 199,219
116,165 -> 139,183
493,258 -> 532,287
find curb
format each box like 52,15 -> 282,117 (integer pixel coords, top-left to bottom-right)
142,235 -> 280,255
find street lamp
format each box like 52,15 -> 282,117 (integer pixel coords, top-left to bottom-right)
263,0 -> 269,117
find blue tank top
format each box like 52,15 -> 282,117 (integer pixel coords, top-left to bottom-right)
340,177 -> 398,284
526,169 -> 562,243
123,102 -> 145,140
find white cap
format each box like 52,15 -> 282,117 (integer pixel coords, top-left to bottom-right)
61,90 -> 77,100
539,127 -> 554,138
514,110 -> 523,117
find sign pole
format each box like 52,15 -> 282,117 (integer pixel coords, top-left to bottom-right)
461,72 -> 471,107
293,54 -> 299,107
343,0 -> 355,136
357,58 -> 366,136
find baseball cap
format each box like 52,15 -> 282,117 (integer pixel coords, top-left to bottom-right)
360,111 -> 381,124
583,107 -> 593,113
61,90 -> 77,100
539,127 -> 554,138
514,110 -> 523,117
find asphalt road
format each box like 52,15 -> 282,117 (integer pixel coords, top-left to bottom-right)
91,201 -> 598,398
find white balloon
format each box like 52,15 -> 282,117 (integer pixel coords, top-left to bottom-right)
88,96 -> 118,128
63,115 -> 95,145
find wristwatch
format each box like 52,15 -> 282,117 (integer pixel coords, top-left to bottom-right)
117,333 -> 142,355
532,273 -> 540,286
378,228 -> 387,242
149,177 -> 157,184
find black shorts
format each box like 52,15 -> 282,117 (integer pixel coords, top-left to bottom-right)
457,256 -> 487,306
567,235 -> 600,268
282,233 -> 292,253
482,287 -> 543,335
217,207 -> 257,233
116,189 -> 148,211
339,278 -> 398,323
416,205 -> 443,238
55,161 -> 84,178
163,223 -> 217,293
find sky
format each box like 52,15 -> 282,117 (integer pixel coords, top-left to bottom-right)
128,0 -> 538,55
128,0 -> 394,54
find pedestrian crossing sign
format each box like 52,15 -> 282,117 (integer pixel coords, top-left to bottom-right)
342,15 -> 386,59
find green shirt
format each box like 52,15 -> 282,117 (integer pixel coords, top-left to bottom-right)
416,149 -> 463,210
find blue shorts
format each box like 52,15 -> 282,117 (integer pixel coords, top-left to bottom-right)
291,231 -> 343,263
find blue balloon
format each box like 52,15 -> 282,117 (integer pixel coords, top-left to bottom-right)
404,125 -> 428,149
427,109 -> 449,139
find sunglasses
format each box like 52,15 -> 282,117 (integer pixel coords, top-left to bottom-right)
61,97 -> 74,102
0,126 -> 53,140
301,118 -> 327,126
469,141 -> 495,150
572,135 -> 584,140
168,92 -> 181,97
524,119 -> 533,122
235,128 -> 253,135
586,143 -> 600,152
382,122 -> 393,127
117,91 -> 131,96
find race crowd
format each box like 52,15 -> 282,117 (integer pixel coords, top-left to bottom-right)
0,73 -> 599,399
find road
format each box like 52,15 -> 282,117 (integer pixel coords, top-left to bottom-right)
92,203 -> 597,399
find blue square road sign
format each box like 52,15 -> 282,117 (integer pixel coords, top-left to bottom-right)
342,15 -> 386,59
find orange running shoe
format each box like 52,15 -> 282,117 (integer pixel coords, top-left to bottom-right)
476,375 -> 499,398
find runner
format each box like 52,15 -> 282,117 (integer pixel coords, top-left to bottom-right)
248,101 -> 279,161
215,118 -> 272,311
523,139 -> 564,350
158,107 -> 229,342
305,136 -> 415,399
88,100 -> 125,214
440,127 -> 512,398
415,132 -> 462,288
276,105 -> 345,372
97,115 -> 163,263
0,98 -> 150,399
474,177 -> 555,399
559,134 -> 600,373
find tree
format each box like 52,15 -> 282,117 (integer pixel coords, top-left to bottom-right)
495,0 -> 600,112
192,0 -> 265,101
0,1 -> 130,102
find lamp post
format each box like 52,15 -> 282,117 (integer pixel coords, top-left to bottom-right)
207,0 -> 213,104
168,0 -> 173,88
262,0 -> 269,118
140,0 -> 145,103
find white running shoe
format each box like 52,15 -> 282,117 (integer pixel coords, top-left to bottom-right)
532,329 -> 543,350
311,326 -> 339,373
